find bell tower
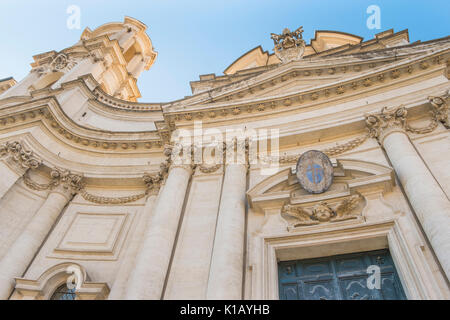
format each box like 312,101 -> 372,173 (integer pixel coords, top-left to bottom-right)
1,17 -> 157,102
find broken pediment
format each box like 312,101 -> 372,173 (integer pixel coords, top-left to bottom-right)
247,159 -> 394,213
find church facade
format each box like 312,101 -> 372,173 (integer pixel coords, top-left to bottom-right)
0,17 -> 449,300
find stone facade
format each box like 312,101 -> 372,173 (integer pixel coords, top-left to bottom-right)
0,17 -> 449,300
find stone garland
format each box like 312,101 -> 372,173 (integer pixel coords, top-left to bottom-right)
23,168 -> 165,205
19,143 -> 171,204
260,93 -> 449,164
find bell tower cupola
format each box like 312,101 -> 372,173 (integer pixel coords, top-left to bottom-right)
1,17 -> 156,102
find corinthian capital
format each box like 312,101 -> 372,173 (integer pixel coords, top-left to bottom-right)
428,92 -> 449,127
365,106 -> 408,143
50,168 -> 84,195
224,137 -> 249,166
0,141 -> 42,174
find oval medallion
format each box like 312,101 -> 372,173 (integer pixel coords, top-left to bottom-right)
296,150 -> 333,194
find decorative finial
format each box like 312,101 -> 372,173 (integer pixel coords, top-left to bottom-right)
270,26 -> 306,63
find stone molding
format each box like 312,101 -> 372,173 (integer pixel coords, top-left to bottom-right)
164,52 -> 447,126
0,103 -> 164,153
257,219 -> 447,299
165,45 -> 450,119
1,47 -> 447,154
12,262 -> 109,300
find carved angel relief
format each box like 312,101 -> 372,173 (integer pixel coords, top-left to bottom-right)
281,193 -> 365,227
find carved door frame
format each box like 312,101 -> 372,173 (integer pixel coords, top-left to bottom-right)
255,219 -> 447,300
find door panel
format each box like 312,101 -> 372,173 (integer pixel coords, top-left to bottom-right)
278,249 -> 406,300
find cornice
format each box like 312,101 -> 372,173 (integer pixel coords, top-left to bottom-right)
163,38 -> 450,112
163,47 -> 449,128
0,97 -> 164,153
61,75 -> 164,113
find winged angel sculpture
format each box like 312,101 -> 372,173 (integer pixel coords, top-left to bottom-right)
270,26 -> 306,63
282,193 -> 364,227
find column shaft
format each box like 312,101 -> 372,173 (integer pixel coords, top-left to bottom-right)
0,188 -> 72,299
383,131 -> 450,280
207,164 -> 247,300
0,160 -> 25,200
125,165 -> 191,299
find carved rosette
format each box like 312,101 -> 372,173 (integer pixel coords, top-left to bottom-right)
0,141 -> 42,174
281,193 -> 365,228
365,106 -> 408,143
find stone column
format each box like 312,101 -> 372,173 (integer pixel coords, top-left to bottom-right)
0,169 -> 82,299
207,141 -> 248,300
0,141 -> 41,200
124,164 -> 192,300
366,105 -> 450,280
108,180 -> 160,299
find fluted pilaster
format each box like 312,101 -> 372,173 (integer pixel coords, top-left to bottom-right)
124,164 -> 192,299
207,140 -> 248,299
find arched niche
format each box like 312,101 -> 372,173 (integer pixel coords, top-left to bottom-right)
11,262 -> 109,300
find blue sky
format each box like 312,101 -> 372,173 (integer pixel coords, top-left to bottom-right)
0,0 -> 449,102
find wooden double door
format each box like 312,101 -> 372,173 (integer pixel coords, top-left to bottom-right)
278,249 -> 406,300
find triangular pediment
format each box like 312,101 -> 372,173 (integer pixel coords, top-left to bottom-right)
164,36 -> 450,114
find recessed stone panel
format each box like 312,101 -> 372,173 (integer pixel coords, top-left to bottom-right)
56,213 -> 126,253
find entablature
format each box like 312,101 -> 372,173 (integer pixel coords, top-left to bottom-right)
163,48 -> 449,134
166,37 -> 450,113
